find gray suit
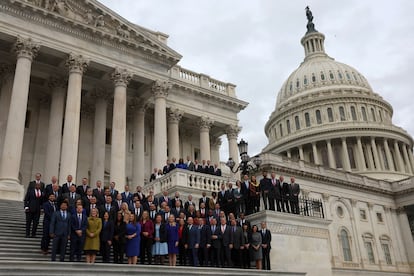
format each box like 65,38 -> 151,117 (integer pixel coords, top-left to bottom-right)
50,210 -> 71,261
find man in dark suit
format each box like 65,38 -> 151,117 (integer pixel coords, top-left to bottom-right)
149,168 -> 158,182
281,177 -> 291,213
198,218 -> 211,266
62,184 -> 81,210
61,174 -> 75,195
260,171 -> 271,210
50,201 -> 71,262
70,204 -> 87,262
132,200 -> 143,222
269,172 -> 282,211
24,181 -> 44,238
41,193 -> 57,254
208,217 -> 221,267
184,194 -> 196,211
44,176 -> 58,197
121,184 -> 133,206
261,221 -> 272,270
290,176 -> 300,214
171,191 -> 182,210
194,160 -> 203,173
76,177 -> 90,198
169,157 -> 177,171
185,217 -> 200,267
218,183 -> 228,214
241,174 -> 251,215
103,195 -> 117,221
163,159 -> 171,174
237,212 -> 251,229
109,181 -> 118,200
27,172 -> 45,192
158,190 -> 171,208
186,156 -> 195,171
100,213 -> 114,263
230,219 -> 243,268
92,180 -> 105,205
225,183 -> 236,215
198,191 -> 210,211
213,164 -> 222,176
219,217 -> 233,267
85,196 -> 102,218
133,185 -> 146,204
205,160 -> 214,174
49,182 -> 63,206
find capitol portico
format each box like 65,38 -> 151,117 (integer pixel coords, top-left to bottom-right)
0,0 -> 247,200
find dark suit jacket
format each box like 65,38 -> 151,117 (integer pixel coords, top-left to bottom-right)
109,189 -> 118,201
282,182 -> 291,198
61,183 -> 75,195
261,229 -> 272,249
218,190 -> 228,208
210,225 -> 222,248
101,220 -> 114,242
92,188 -> 105,204
42,200 -> 57,222
199,225 -> 212,248
62,192 -> 81,208
231,225 -> 243,249
27,180 -> 45,192
133,192 -> 146,203
171,198 -> 183,209
70,212 -> 88,235
291,183 -> 300,197
50,210 -> 71,237
260,177 -> 271,192
132,206 -> 143,222
219,224 -> 232,247
195,164 -> 203,173
214,168 -> 222,176
76,185 -> 90,198
169,163 -> 176,172
198,197 -> 210,210
187,161 -> 195,171
205,165 -> 214,174
269,178 -> 282,200
186,225 -> 200,249
149,173 -> 156,182
121,192 -> 133,206
163,165 -> 169,174
158,196 -> 172,208
24,189 -> 44,213
184,201 -> 196,211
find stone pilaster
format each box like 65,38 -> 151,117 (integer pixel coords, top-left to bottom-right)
326,140 -> 335,169
226,124 -> 241,170
0,37 -> 39,200
210,136 -> 222,165
356,137 -> 366,171
341,138 -> 351,171
152,80 -> 171,171
383,138 -> 394,171
59,53 -> 89,185
167,108 -> 183,162
110,68 -> 131,185
131,101 -> 146,189
198,116 -> 213,162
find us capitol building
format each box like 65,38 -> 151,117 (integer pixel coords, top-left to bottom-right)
0,1 -> 413,276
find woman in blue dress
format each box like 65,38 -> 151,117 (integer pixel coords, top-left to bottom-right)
152,214 -> 168,264
165,214 -> 179,266
125,212 -> 141,265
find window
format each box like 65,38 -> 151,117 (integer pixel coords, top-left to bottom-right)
316,110 -> 322,124
289,82 -> 293,92
338,71 -> 343,80
321,72 -> 325,81
305,112 -> 311,127
337,206 -> 344,217
381,243 -> 392,265
365,241 -> 375,264
340,229 -> 352,262
360,209 -> 367,220
346,72 -> 351,80
371,108 -> 376,122
304,76 -> 308,85
378,110 -> 383,122
295,116 -> 300,130
339,106 -> 346,121
376,212 -> 383,223
327,108 -> 334,122
312,74 -> 316,83
296,79 -> 300,88
279,123 -> 283,137
361,107 -> 368,121
329,71 -> 334,80
350,106 -> 357,121
105,129 -> 112,145
286,120 -> 291,134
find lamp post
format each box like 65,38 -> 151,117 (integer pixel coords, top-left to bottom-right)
226,139 -> 262,176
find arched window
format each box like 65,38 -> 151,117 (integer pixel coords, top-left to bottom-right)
296,79 -> 300,88
371,108 -> 376,122
340,229 -> 352,262
361,107 -> 368,121
316,110 -> 322,124
304,76 -> 308,85
305,112 -> 311,127
338,71 -> 343,80
295,116 -> 300,130
350,106 -> 357,121
286,120 -> 291,134
380,236 -> 392,265
363,233 -> 376,264
378,110 -> 383,122
327,108 -> 334,122
339,106 -> 346,121
329,71 -> 334,80
312,74 -> 316,83
320,72 -> 325,81
279,123 -> 283,137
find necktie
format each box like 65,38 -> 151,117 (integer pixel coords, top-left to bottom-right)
212,226 -> 215,233
36,189 -> 40,198
233,226 -> 236,233
78,214 -> 82,228
62,211 -> 66,219
107,204 -> 110,212
54,191 -> 58,198
71,193 -> 74,199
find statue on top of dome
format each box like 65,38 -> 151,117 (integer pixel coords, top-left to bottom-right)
305,6 -> 317,34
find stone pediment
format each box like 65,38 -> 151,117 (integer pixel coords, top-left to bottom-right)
9,0 -> 182,66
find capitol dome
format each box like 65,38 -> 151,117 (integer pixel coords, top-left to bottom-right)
263,11 -> 414,181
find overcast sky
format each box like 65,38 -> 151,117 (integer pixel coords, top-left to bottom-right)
99,0 -> 414,160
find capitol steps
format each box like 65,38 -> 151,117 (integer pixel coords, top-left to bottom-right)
0,199 -> 305,275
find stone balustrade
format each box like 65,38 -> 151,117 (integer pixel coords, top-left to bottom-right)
142,168 -> 229,197
169,65 -> 236,97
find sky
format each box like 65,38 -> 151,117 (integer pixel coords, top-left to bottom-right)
99,0 -> 414,160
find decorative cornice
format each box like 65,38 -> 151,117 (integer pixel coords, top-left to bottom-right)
14,36 -> 40,61
198,116 -> 213,131
66,53 -> 89,74
152,79 -> 172,99
226,124 -> 241,139
111,67 -> 132,87
266,221 -> 330,239
168,108 -> 184,124
47,76 -> 67,89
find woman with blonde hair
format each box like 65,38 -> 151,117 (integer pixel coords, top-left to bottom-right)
84,208 -> 102,263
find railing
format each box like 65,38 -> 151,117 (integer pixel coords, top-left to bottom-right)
299,196 -> 325,218
142,168 -> 229,196
169,65 -> 236,97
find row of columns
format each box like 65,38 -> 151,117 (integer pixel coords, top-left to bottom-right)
289,137 -> 414,174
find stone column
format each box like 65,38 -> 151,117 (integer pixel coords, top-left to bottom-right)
59,53 -> 89,185
199,116 -> 213,162
152,80 -> 171,171
0,64 -> 15,158
383,138 -> 395,171
90,87 -> 109,186
227,125 -> 241,169
31,96 -> 50,177
341,138 -> 351,171
109,68 -> 131,185
312,142 -> 320,165
366,144 -> 375,170
167,108 -> 183,161
130,100 -> 146,188
402,144 -> 413,174
298,145 -> 304,161
211,136 -> 222,165
356,137 -> 366,171
370,137 -> 381,170
407,145 -> 414,172
0,37 -> 39,200
44,77 -> 66,182
393,140 -> 404,172
326,140 -> 336,169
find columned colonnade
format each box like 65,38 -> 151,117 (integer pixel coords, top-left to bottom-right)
0,37 -> 242,198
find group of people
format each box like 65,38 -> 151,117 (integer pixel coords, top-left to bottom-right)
150,156 -> 222,181
23,173 -> 273,270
